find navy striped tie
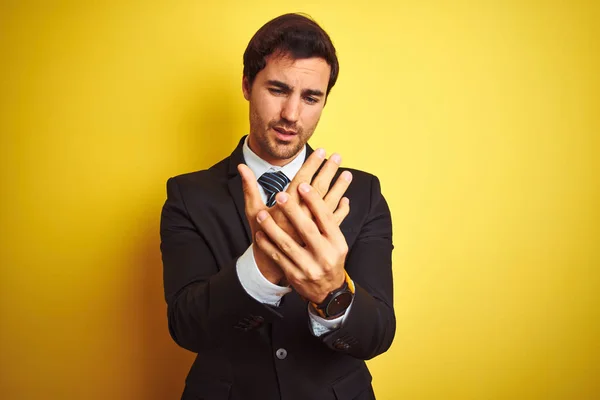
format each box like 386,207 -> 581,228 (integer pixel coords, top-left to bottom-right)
257,171 -> 291,207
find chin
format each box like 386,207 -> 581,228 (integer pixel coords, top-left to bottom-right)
269,142 -> 302,160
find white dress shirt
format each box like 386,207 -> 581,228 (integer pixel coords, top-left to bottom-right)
236,136 -> 353,336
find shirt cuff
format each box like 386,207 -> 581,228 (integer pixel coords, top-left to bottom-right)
307,293 -> 354,337
236,244 -> 292,306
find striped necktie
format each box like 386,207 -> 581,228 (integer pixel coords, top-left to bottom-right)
257,171 -> 291,207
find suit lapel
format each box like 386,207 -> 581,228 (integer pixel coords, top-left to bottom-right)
304,142 -> 314,160
227,137 -> 252,243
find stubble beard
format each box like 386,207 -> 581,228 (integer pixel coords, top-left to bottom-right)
257,126 -> 311,161
249,107 -> 315,162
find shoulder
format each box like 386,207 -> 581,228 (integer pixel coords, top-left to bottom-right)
338,167 -> 384,197
162,157 -> 236,210
340,166 -> 389,217
167,157 -> 230,191
341,167 -> 377,184
336,166 -> 392,238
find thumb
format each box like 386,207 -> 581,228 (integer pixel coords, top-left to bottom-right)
237,164 -> 263,214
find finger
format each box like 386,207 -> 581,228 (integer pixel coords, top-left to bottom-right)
297,183 -> 339,238
298,186 -> 349,263
332,197 -> 350,226
275,192 -> 326,253
324,170 -> 353,211
310,153 -> 341,198
286,148 -> 326,201
254,231 -> 299,280
238,164 -> 263,213
271,209 -> 305,245
256,209 -> 310,266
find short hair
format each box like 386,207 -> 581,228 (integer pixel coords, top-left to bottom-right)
243,13 -> 339,96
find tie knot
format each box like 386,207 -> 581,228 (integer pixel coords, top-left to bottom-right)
258,171 -> 290,207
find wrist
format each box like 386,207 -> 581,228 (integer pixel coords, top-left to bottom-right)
313,271 -> 346,303
311,270 -> 355,319
253,245 -> 284,284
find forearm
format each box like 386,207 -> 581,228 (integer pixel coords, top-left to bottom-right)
321,282 -> 395,360
319,238 -> 395,359
167,263 -> 281,352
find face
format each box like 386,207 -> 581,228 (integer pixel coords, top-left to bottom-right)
243,54 -> 331,166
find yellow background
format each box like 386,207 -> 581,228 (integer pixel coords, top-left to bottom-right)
1,1 -> 598,399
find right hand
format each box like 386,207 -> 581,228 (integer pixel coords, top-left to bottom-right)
238,149 -> 353,284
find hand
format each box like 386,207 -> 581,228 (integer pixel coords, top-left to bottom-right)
253,182 -> 350,303
238,150 -> 352,284
239,150 -> 351,242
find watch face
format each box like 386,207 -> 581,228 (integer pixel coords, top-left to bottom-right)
326,292 -> 353,317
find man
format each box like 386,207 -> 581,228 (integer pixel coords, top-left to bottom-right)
160,13 -> 395,400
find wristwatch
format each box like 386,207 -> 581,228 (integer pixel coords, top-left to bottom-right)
312,271 -> 355,318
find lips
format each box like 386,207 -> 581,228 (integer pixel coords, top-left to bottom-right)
273,127 -> 297,136
272,127 -> 297,142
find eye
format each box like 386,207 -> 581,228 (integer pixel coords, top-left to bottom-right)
268,88 -> 285,95
304,96 -> 319,105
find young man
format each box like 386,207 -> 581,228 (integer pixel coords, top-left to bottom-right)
161,13 -> 395,400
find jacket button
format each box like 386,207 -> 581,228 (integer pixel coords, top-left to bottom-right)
275,348 -> 287,360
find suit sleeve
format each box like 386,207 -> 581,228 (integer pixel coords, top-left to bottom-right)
160,177 -> 281,353
320,175 -> 396,359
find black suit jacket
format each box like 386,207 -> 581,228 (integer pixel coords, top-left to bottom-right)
160,137 -> 395,400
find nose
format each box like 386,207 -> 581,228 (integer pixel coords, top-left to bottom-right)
280,96 -> 300,123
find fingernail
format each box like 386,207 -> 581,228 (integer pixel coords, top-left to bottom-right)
257,210 -> 268,223
255,231 -> 264,240
277,192 -> 288,204
331,153 -> 341,164
342,170 -> 352,182
299,183 -> 311,193
316,148 -> 325,158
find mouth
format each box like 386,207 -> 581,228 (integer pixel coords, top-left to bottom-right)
272,127 -> 297,141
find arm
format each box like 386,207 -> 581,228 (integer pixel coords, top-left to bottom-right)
321,177 -> 395,359
160,177 -> 281,353
254,175 -> 395,360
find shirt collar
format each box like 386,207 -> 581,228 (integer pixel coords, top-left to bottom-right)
242,136 -> 306,181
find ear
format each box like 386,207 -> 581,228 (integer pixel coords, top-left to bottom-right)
242,76 -> 251,101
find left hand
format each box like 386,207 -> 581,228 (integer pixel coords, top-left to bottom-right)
254,182 -> 349,303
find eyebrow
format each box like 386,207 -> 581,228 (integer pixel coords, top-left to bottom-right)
303,88 -> 325,97
266,80 -> 325,97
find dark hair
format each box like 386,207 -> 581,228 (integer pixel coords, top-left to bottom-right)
243,13 -> 339,96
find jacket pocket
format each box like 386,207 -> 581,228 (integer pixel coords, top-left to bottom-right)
332,367 -> 373,400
